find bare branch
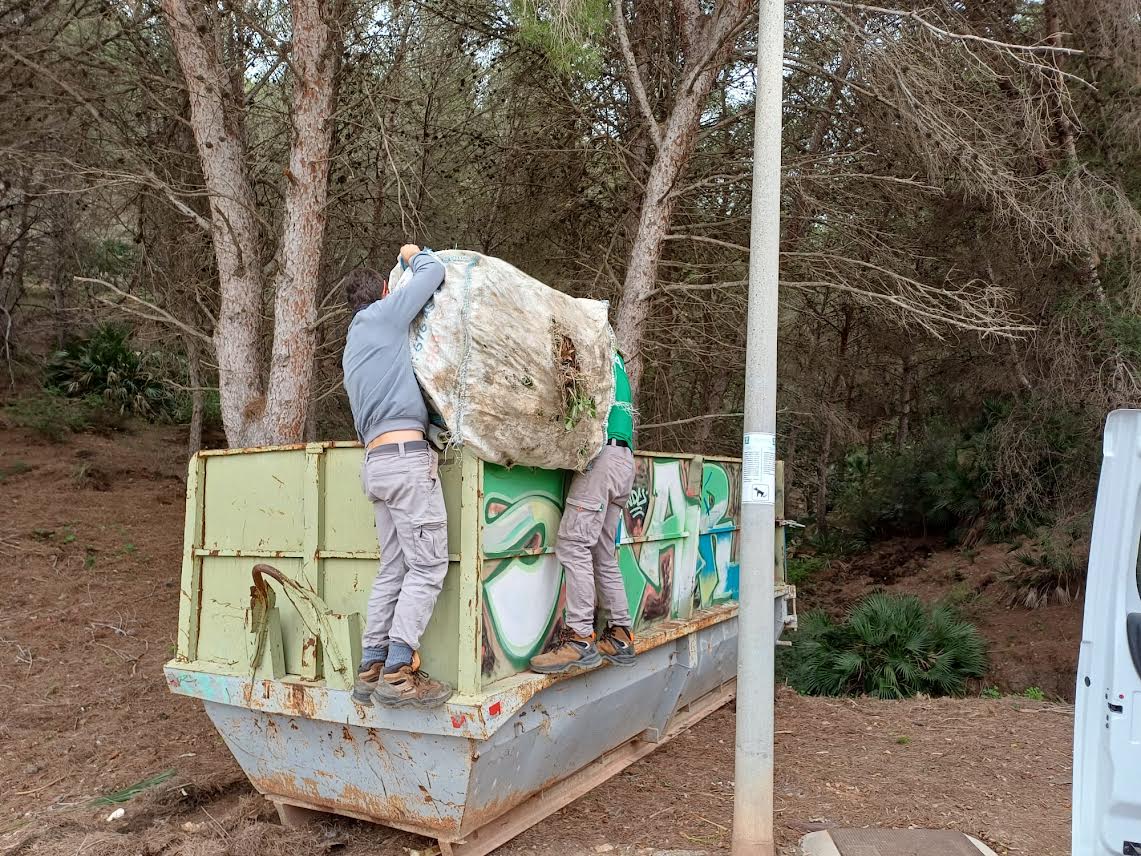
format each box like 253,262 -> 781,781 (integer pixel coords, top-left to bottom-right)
77,277 -> 212,344
641,412 -> 743,429
612,2 -> 663,149
794,0 -> 1084,56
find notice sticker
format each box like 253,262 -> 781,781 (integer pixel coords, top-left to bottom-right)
742,432 -> 776,504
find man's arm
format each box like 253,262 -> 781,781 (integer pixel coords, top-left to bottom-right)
381,247 -> 445,326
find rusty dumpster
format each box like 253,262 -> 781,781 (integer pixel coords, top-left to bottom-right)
165,443 -> 796,855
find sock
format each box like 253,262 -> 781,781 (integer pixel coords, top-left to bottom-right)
360,645 -> 388,672
384,641 -> 414,674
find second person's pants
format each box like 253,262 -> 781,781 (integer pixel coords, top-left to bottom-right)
556,444 -> 636,636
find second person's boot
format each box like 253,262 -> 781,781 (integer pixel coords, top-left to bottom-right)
529,628 -> 601,674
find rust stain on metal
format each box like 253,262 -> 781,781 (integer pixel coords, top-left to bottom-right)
341,726 -> 354,742
458,783 -> 551,836
250,770 -> 321,802
364,728 -> 384,753
337,783 -> 459,834
284,683 -> 317,718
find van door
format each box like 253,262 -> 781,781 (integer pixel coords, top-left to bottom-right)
1074,409 -> 1141,855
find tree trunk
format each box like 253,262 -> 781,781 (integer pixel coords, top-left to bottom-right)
815,306 -> 853,532
784,55 -> 853,251
162,0 -> 267,446
185,333 -> 204,456
260,0 -> 340,443
162,0 -> 340,447
897,349 -> 912,449
613,77 -> 715,394
612,2 -> 751,396
815,416 -> 833,531
1044,0 -> 1104,302
694,366 -> 731,449
1,188 -> 31,384
52,259 -> 69,348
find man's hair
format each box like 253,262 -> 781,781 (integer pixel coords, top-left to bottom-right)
344,267 -> 387,316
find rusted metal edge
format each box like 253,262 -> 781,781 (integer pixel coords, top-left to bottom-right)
192,548 -> 460,561
164,599 -> 757,736
196,440 -> 467,457
196,443 -> 748,468
261,790 -> 464,838
166,592 -> 794,737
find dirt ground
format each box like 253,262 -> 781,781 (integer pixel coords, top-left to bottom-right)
796,537 -> 1084,702
0,423 -> 1074,856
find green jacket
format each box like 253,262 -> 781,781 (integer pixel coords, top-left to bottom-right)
606,351 -> 635,448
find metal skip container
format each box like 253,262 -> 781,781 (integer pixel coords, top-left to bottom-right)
165,443 -> 796,855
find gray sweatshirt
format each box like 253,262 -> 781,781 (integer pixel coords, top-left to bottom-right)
342,251 -> 445,445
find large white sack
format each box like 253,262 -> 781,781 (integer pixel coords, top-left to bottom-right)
389,250 -> 615,471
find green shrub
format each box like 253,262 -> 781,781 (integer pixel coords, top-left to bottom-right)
1000,535 -> 1085,608
4,393 -> 93,442
1023,686 -> 1046,701
168,387 -> 223,429
0,460 -> 32,481
981,396 -> 1098,532
83,238 -> 136,280
800,526 -> 867,557
3,393 -> 126,442
830,395 -> 1098,542
782,593 -> 988,699
786,555 -> 828,585
831,425 -> 991,540
46,324 -> 173,419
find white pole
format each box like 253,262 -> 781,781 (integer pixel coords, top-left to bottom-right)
731,0 -> 783,852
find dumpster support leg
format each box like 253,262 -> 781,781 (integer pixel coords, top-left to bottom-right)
439,678 -> 737,856
274,799 -> 333,828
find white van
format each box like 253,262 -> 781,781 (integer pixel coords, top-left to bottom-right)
1074,410 -> 1141,855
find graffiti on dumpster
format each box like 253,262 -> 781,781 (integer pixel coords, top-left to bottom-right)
480,465 -> 566,680
480,457 -> 742,683
697,460 -> 741,606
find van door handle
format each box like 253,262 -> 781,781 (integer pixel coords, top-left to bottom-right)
1128,613 -> 1141,680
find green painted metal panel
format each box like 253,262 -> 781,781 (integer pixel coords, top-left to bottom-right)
321,448 -> 378,553
178,444 -> 467,689
319,557 -> 375,613
415,559 -> 461,685
175,443 -> 776,697
202,453 -> 307,551
195,556 -> 305,672
321,447 -> 463,555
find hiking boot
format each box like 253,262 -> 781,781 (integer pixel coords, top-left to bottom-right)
597,625 -> 636,666
372,655 -> 453,709
352,661 -> 383,704
529,629 -> 601,674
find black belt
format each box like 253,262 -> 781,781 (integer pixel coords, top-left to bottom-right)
367,440 -> 429,456
606,438 -> 630,448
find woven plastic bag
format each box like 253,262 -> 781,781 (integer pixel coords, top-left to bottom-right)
388,250 -> 615,471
